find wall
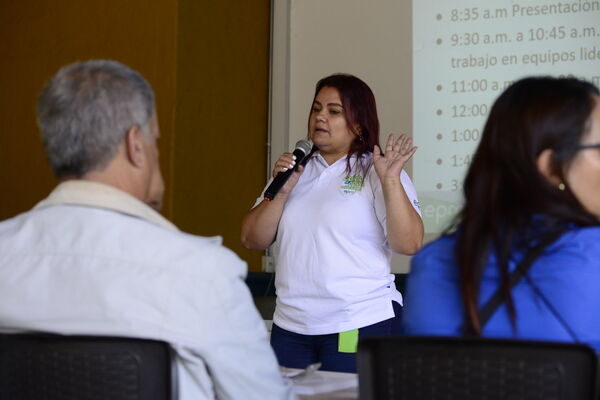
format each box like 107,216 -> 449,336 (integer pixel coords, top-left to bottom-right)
173,1 -> 270,270
0,1 -> 270,271
0,0 -> 178,218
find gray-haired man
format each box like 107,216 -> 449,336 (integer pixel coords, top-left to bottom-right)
0,60 -> 294,400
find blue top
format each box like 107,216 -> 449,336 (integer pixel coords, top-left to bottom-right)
402,226 -> 600,352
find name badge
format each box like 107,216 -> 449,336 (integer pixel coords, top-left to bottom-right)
340,175 -> 364,195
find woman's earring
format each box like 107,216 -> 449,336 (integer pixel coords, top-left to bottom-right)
355,128 -> 364,142
558,182 -> 566,191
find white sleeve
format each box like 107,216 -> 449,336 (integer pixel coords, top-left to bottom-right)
400,170 -> 422,217
251,178 -> 274,209
172,246 -> 295,400
372,169 -> 422,237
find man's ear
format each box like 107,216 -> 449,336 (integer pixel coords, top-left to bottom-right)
125,125 -> 145,168
536,148 -> 562,186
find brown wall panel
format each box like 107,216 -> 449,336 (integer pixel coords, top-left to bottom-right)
174,1 -> 270,271
0,1 -> 178,219
0,1 -> 270,271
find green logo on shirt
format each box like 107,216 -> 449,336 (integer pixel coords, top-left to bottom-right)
340,175 -> 364,195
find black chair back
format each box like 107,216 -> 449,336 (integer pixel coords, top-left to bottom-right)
358,336 -> 599,400
0,333 -> 177,400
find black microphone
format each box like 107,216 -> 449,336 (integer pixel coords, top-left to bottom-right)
264,139 -> 313,201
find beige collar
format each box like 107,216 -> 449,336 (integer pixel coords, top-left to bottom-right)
34,180 -> 178,232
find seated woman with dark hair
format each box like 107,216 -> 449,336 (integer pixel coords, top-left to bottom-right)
402,77 -> 600,351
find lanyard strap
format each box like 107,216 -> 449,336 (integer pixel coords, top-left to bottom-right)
462,229 -> 565,336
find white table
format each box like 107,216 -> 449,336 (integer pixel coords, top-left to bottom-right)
287,369 -> 358,400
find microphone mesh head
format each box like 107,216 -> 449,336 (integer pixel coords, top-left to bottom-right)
295,139 -> 313,155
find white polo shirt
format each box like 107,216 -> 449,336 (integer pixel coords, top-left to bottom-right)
258,152 -> 421,335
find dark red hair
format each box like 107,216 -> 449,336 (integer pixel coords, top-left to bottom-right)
311,73 -> 380,175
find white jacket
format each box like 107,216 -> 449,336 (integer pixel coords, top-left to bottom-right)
0,180 -> 294,400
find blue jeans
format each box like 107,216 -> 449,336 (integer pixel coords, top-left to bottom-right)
270,301 -> 402,373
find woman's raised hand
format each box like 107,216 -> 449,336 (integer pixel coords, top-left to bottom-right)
373,134 -> 417,181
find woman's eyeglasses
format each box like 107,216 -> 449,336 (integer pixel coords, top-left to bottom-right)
576,143 -> 600,151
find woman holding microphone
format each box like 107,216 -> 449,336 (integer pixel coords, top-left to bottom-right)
241,73 -> 424,372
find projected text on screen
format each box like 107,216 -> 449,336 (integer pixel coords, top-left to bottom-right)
413,0 -> 600,233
